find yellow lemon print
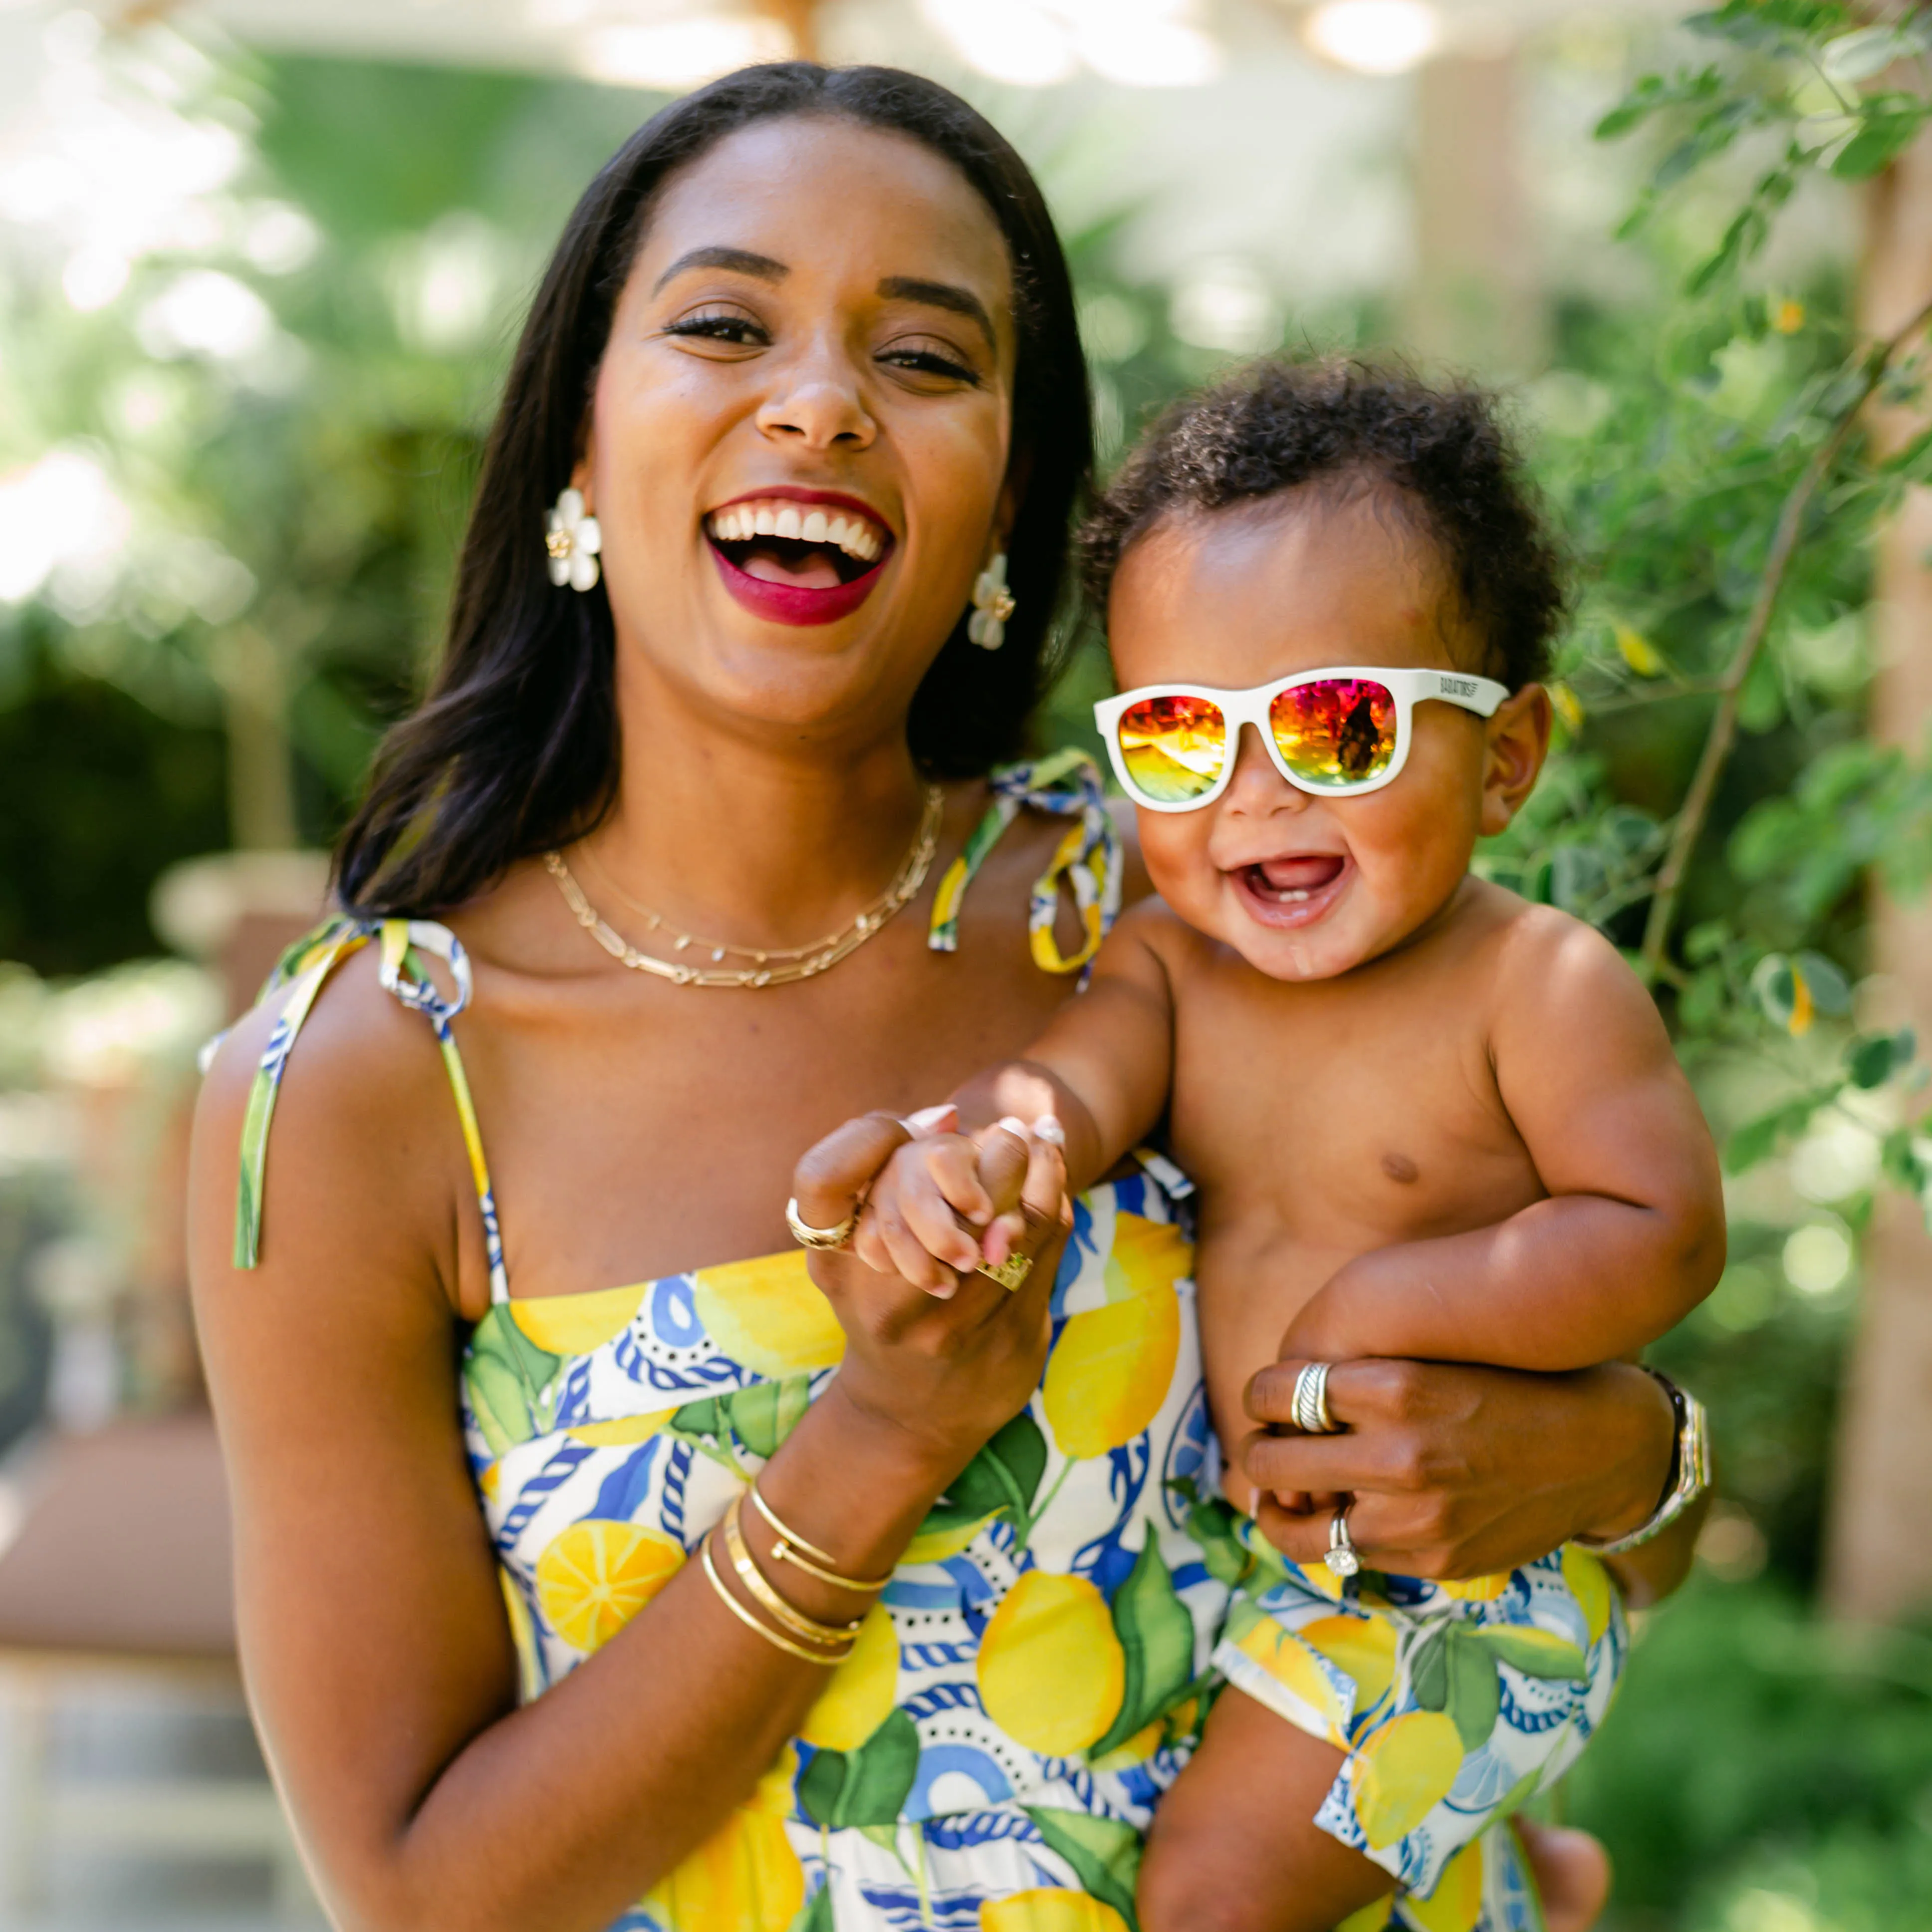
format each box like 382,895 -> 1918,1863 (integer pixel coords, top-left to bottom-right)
691,1252 -> 846,1379
799,1602 -> 899,1751
1043,1219 -> 1183,1460
1562,1544 -> 1614,1647
1437,1573 -> 1511,1603
1351,1710 -> 1463,1849
1298,1615 -> 1398,1717
1103,1212 -> 1190,1303
1089,1715 -> 1165,1772
1232,1618 -> 1349,1741
978,1572 -> 1125,1756
497,1570 -> 543,1705
510,1281 -> 648,1355
902,1507 -> 1000,1567
535,1520 -> 684,1653
980,1891 -> 1130,1932
1336,1900 -> 1396,1932
1405,1836 -> 1486,1932
644,1811 -> 804,1932
567,1409 -> 678,1449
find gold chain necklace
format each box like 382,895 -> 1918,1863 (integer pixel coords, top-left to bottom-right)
544,784 -> 945,988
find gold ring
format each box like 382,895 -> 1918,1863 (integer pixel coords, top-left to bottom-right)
976,1250 -> 1033,1293
786,1196 -> 857,1251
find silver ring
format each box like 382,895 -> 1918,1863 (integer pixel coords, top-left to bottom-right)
1292,1361 -> 1339,1435
785,1196 -> 857,1251
1325,1507 -> 1361,1581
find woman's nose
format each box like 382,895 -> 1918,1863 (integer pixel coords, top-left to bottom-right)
755,342 -> 876,451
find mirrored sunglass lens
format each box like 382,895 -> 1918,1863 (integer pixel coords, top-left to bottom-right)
1117,695 -> 1228,803
1270,679 -> 1397,788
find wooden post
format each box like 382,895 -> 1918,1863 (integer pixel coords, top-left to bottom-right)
1404,48 -> 1544,378
1823,131 -> 1932,1623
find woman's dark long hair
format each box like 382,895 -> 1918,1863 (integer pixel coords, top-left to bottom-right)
335,64 -> 1094,915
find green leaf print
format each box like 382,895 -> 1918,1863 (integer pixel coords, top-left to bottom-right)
1166,1478 -> 1253,1590
1089,1538 -> 1197,1759
1408,1624 -> 1452,1714
1023,1807 -> 1143,1932
1444,1629 -> 1502,1751
786,1881 -> 836,1932
668,1395 -> 727,1440
464,1307 -> 560,1457
727,1376 -> 813,1458
1465,1627 -> 1590,1682
798,1710 -> 920,1830
945,1412 -> 1047,1530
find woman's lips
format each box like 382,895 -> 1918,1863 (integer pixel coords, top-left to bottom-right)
709,534 -> 887,627
1230,853 -> 1352,929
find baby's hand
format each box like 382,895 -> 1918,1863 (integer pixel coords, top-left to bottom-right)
853,1111 -> 1068,1299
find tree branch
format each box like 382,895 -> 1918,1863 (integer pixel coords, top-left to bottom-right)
1639,291 -> 1932,977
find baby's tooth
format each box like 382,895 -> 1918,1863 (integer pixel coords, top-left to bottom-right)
801,509 -> 828,543
827,517 -> 851,550
775,505 -> 802,540
753,505 -> 776,536
857,526 -> 880,560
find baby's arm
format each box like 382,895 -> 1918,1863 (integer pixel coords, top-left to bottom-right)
1284,912 -> 1725,1371
853,904 -> 1180,1291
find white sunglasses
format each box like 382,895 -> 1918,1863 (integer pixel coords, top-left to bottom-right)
1093,666 -> 1511,812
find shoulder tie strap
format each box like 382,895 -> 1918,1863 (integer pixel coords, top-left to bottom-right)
231,917 -> 509,1306
928,748 -> 1122,975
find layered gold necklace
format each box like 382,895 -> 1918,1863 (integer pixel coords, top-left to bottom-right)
544,783 -> 945,988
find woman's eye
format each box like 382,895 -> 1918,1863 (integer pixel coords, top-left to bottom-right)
880,338 -> 979,384
663,308 -> 766,347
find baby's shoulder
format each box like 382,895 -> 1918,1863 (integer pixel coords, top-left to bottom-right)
1463,882 -> 1651,1022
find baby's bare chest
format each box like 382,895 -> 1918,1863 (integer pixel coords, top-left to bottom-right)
1166,960 -> 1545,1249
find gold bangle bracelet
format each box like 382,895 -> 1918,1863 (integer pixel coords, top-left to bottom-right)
723,1495 -> 866,1648
747,1482 -> 894,1595
699,1536 -> 852,1666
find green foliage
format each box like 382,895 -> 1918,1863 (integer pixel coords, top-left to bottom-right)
1568,1577 -> 1932,1923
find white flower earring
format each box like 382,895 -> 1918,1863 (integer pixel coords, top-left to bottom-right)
545,486 -> 602,592
967,550 -> 1015,651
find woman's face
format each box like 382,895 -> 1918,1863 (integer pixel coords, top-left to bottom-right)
581,115 -> 1020,750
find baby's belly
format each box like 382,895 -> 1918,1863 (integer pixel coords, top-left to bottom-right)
1194,1224 -> 1361,1512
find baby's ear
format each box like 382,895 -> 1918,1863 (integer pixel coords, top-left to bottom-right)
1480,684 -> 1552,836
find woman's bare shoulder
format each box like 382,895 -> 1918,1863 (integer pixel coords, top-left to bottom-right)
191,938 -> 475,1317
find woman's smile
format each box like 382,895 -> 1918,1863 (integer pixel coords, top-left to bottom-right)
704,484 -> 897,626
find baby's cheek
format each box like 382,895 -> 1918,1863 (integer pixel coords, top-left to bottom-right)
1136,809 -> 1221,916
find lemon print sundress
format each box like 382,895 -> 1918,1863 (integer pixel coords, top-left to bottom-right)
234,753 -> 1553,1932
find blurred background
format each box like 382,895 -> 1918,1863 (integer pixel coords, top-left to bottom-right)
3,0 -> 1932,1927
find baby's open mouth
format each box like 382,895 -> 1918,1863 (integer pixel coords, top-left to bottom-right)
705,498 -> 890,590
1243,854 -> 1345,904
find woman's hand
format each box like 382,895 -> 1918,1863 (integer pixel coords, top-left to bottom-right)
1239,1356 -> 1677,1581
789,1110 -> 1070,1479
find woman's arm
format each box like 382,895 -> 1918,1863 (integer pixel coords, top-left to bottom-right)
191,983 -> 1058,1932
1236,1355 -> 1684,1584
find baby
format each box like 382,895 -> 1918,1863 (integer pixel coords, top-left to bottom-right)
848,361 -> 1724,1932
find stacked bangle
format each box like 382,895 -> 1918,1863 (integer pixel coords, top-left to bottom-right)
747,1482 -> 895,1595
698,1483 -> 892,1665
722,1495 -> 866,1651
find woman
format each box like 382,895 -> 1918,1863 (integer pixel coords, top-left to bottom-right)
188,64 -> 1698,1932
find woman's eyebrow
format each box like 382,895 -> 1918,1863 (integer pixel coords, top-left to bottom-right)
877,275 -> 995,353
653,246 -> 788,294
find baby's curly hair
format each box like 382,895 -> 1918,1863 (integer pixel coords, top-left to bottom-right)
1079,358 -> 1567,689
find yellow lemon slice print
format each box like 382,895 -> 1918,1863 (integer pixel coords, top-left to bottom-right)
535,1520 -> 684,1654
1351,1710 -> 1463,1849
980,1891 -> 1130,1932
977,1571 -> 1125,1756
799,1602 -> 899,1751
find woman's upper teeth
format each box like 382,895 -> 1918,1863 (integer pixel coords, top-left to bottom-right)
709,500 -> 883,562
